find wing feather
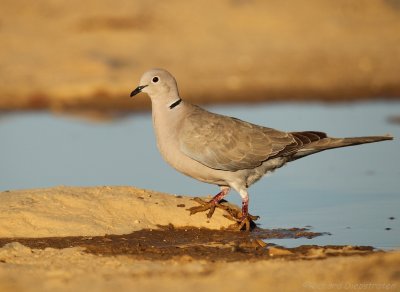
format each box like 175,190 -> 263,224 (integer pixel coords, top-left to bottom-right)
178,107 -> 296,171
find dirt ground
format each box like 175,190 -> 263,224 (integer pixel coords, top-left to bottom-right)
0,186 -> 399,291
0,237 -> 398,292
1,0 -> 400,114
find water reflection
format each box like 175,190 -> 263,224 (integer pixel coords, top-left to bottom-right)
0,102 -> 399,248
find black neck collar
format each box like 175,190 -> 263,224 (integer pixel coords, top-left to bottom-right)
169,98 -> 182,110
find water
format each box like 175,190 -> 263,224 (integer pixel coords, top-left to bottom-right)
1,102 -> 399,249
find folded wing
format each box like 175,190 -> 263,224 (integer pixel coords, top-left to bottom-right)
178,107 -> 296,171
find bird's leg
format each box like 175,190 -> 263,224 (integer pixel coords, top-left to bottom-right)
241,196 -> 249,218
238,194 -> 251,230
228,189 -> 260,231
188,187 -> 230,219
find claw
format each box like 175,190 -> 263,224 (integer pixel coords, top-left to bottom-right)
223,213 -> 238,222
187,194 -> 260,231
192,197 -> 206,205
227,215 -> 259,231
187,197 -> 219,219
221,207 -> 260,231
224,209 -> 260,231
238,217 -> 251,231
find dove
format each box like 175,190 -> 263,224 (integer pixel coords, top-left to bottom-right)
130,68 -> 393,230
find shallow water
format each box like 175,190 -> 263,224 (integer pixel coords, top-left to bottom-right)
1,102 -> 399,249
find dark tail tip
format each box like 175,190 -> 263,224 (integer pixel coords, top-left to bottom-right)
383,133 -> 394,140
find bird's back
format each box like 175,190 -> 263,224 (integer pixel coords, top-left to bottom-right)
178,105 -> 393,172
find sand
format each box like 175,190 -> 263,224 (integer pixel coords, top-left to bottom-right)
1,0 -> 400,114
0,186 -> 233,238
0,242 -> 398,292
0,186 -> 399,291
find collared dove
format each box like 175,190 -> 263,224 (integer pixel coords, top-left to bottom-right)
130,68 -> 393,230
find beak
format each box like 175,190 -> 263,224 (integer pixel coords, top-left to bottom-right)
130,85 -> 148,97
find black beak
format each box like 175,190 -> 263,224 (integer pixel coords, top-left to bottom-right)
130,85 -> 148,97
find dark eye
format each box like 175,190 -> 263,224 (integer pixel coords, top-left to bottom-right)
152,76 -> 159,83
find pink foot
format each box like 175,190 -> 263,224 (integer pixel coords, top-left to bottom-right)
187,188 -> 230,219
226,195 -> 259,231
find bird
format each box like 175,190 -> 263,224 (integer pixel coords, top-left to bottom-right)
130,68 -> 393,230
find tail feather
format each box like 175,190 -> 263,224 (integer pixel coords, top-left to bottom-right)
292,133 -> 393,158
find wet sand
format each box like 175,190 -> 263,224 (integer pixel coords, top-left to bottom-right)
0,241 -> 398,292
0,226 -> 332,261
0,186 -> 399,291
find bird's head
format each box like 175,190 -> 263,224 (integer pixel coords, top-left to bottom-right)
130,68 -> 180,107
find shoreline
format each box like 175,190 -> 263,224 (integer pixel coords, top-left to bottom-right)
0,186 -> 399,291
1,94 -> 400,114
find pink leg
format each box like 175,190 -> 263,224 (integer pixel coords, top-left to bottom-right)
241,195 -> 249,220
210,187 -> 230,205
236,189 -> 259,230
238,189 -> 250,222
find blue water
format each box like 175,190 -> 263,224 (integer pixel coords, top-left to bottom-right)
1,102 -> 399,249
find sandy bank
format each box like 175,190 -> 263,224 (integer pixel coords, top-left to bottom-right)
0,186 -> 399,291
0,186 -> 233,237
1,0 -> 400,113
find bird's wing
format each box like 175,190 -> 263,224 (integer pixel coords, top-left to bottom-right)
178,107 -> 298,171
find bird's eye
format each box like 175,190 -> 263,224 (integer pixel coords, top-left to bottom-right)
152,76 -> 159,83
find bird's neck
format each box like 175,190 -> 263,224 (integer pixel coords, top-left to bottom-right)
150,99 -> 192,159
151,98 -> 186,136
168,98 -> 182,109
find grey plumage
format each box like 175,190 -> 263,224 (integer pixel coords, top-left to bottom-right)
179,105 -> 392,171
130,68 -> 393,230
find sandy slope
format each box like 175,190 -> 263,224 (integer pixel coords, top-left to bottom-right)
0,186 -> 232,237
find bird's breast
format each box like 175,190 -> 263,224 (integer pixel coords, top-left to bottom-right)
151,107 -> 226,185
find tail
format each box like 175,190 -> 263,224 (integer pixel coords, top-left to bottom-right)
291,132 -> 394,159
